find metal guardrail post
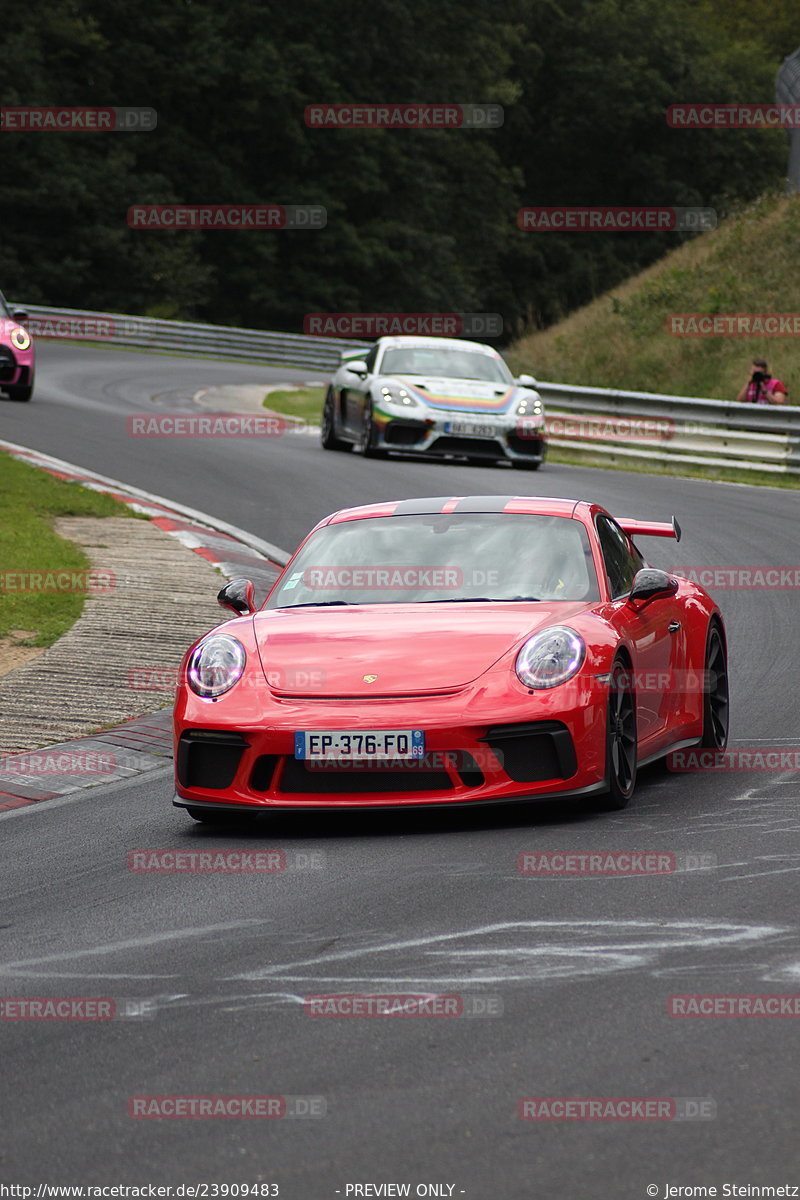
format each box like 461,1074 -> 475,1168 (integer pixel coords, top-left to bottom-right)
776,46 -> 800,194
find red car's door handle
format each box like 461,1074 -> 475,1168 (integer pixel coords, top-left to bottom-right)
668,620 -> 681,633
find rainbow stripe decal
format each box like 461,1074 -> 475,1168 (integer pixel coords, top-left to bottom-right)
394,378 -> 517,414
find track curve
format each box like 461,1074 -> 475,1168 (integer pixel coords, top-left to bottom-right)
1,342 -> 798,1196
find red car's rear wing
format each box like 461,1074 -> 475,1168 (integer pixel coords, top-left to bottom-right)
617,515 -> 681,542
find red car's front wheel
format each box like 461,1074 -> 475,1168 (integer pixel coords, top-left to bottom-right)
597,658 -> 637,811
700,623 -> 729,750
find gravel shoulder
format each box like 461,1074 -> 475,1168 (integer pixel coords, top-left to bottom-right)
0,516 -> 223,755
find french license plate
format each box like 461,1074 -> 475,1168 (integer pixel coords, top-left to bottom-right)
444,420 -> 498,438
295,729 -> 425,761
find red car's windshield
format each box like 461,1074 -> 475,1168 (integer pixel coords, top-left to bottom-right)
267,513 -> 600,607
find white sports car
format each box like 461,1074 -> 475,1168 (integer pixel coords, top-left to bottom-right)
320,335 -> 546,469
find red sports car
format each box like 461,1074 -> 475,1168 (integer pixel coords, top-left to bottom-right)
172,495 -> 729,822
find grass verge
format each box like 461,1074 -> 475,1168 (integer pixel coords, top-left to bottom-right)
263,386 -> 325,424
0,450 -> 135,647
508,192 -> 800,404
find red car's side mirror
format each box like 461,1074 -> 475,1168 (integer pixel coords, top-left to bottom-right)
627,568 -> 679,608
217,578 -> 256,616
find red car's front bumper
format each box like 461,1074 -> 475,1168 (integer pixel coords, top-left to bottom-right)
173,678 -> 610,812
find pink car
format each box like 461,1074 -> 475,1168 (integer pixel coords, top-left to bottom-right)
0,291 -> 34,401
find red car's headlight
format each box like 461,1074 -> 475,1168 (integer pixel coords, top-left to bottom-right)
515,626 -> 585,689
10,326 -> 30,351
187,634 -> 246,697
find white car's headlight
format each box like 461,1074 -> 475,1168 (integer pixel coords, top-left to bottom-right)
187,634 -> 246,697
380,383 -> 420,408
11,326 -> 31,351
515,626 -> 585,689
515,395 -> 543,417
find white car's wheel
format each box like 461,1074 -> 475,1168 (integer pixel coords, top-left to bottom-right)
321,387 -> 351,451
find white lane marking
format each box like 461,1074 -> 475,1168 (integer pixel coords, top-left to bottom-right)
2,972 -> 179,980
765,962 -> 800,982
0,919 -> 268,978
227,919 -> 786,986
721,865 -> 800,881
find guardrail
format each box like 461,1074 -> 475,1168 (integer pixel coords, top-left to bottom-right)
535,383 -> 800,475
19,303 -> 359,372
17,304 -> 800,474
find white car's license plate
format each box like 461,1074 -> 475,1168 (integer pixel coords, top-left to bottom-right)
295,729 -> 425,760
444,420 -> 498,437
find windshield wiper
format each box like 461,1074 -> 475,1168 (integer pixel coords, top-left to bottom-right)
419,596 -> 495,603
280,600 -> 352,608
419,596 -> 541,603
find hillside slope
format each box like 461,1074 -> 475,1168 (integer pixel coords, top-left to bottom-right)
508,193 -> 800,403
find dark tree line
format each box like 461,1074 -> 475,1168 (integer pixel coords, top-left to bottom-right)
0,0 -> 792,340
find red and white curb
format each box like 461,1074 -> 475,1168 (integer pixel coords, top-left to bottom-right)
0,438 -> 290,814
0,437 -> 290,571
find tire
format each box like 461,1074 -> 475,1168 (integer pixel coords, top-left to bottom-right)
320,387 -> 351,451
360,400 -> 386,458
700,623 -> 729,749
595,658 -> 637,810
511,460 -> 541,471
185,806 -> 254,825
7,384 -> 32,402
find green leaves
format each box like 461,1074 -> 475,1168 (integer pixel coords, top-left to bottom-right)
0,0 -> 793,336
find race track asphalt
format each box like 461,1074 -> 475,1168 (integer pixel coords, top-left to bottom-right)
1,342 -> 798,1197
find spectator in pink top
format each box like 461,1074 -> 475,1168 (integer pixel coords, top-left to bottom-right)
736,358 -> 788,405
